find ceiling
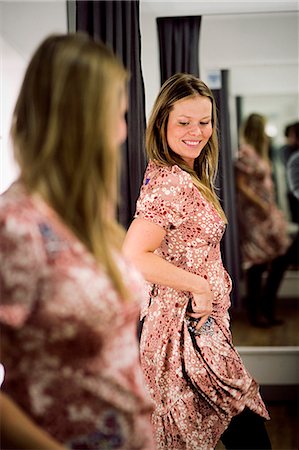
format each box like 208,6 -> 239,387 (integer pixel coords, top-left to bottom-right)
140,0 -> 299,17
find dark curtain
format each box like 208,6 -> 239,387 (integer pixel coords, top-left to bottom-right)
156,18 -> 240,305
75,0 -> 146,228
157,16 -> 201,85
213,70 -> 241,307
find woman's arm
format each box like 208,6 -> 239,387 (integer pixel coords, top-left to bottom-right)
123,218 -> 212,329
236,173 -> 269,214
0,392 -> 66,450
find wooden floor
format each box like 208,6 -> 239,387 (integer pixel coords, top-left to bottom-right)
264,400 -> 299,450
230,297 -> 299,347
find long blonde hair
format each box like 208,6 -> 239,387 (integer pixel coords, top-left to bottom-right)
11,33 -> 129,298
241,113 -> 269,160
146,73 -> 226,222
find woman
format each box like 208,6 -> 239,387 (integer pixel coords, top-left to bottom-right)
0,33 -> 154,450
235,113 -> 291,327
123,74 -> 271,450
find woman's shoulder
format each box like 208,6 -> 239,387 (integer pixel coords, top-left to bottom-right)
0,183 -> 61,272
145,160 -> 193,191
0,182 -> 72,262
0,182 -> 40,231
236,144 -> 267,175
237,143 -> 257,160
0,181 -> 25,208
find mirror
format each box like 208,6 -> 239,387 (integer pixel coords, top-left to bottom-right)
201,12 -> 299,347
236,93 -> 298,216
202,14 -> 298,348
140,5 -> 299,349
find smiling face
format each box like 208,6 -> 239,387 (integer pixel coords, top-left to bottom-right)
166,95 -> 213,169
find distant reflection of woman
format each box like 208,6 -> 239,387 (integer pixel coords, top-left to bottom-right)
235,113 -> 291,327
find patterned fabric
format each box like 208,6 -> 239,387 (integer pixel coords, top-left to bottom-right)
135,161 -> 269,450
0,182 -> 155,450
235,144 -> 290,267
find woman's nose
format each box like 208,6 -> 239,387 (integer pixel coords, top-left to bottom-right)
189,124 -> 202,136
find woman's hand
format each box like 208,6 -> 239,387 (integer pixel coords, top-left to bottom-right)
186,281 -> 213,331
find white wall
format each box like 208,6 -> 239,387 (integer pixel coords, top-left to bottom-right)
200,12 -> 297,70
199,11 -> 299,152
139,9 -> 160,120
140,5 -> 299,121
0,1 -> 67,194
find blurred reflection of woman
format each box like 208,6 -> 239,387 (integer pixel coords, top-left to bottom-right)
235,113 -> 291,327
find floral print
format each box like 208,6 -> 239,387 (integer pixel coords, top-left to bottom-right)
135,161 -> 269,450
0,182 -> 155,450
235,144 -> 290,267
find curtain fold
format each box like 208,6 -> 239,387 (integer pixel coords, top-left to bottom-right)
213,71 -> 241,307
76,0 -> 146,228
157,16 -> 201,85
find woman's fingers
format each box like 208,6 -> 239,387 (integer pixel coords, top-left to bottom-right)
186,290 -> 213,334
195,314 -> 210,331
185,309 -> 211,332
186,311 -> 209,319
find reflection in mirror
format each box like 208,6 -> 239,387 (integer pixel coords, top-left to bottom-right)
237,94 -> 298,218
194,10 -> 299,347
231,94 -> 298,347
198,11 -> 299,348
140,7 -> 299,348
233,110 -> 298,336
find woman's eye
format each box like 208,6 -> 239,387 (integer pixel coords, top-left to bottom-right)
179,122 -> 189,126
200,122 -> 209,126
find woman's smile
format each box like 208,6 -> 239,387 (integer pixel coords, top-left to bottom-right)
167,95 -> 213,168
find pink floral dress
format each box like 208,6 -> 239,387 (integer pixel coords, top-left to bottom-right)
235,144 -> 290,268
0,182 -> 155,450
135,161 -> 269,450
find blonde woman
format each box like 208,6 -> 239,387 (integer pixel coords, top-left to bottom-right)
0,34 -> 154,450
123,74 -> 271,449
235,113 -> 291,327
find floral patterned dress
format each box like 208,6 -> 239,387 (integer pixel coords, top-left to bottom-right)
0,182 -> 155,450
235,144 -> 290,268
135,161 -> 269,450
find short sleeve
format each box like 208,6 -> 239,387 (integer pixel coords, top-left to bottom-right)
0,215 -> 46,328
135,164 -> 193,230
